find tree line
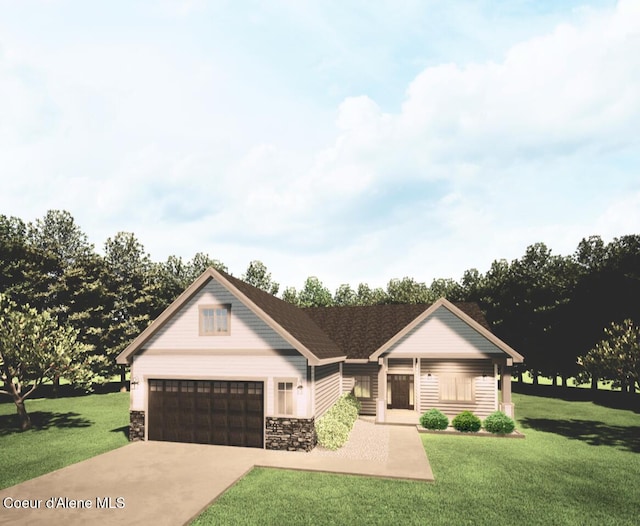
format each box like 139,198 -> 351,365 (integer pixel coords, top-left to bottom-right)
1,210 -> 638,428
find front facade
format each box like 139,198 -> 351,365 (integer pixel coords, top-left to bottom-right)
117,268 -> 523,451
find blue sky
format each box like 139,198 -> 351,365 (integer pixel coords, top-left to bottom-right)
1,0 -> 638,291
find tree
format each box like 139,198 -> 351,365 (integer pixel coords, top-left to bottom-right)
0,294 -> 92,430
428,278 -> 464,301
577,319 -> 640,396
298,277 -> 333,307
281,286 -> 299,305
386,277 -> 430,304
242,260 -> 279,295
355,283 -> 388,305
334,284 -> 357,306
190,252 -> 227,276
102,232 -> 158,385
0,214 -> 57,309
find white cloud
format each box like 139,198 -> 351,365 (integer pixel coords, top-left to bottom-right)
1,1 -> 639,292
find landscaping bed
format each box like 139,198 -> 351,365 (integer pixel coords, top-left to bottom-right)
416,425 -> 525,438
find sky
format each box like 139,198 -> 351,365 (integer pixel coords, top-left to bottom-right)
1,0 -> 639,292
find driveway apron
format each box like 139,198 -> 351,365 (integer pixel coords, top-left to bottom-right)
0,425 -> 432,526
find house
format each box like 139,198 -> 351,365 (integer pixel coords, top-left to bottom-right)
117,267 -> 524,451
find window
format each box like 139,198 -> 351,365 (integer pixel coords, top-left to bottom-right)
277,381 -> 294,415
353,376 -> 371,399
199,304 -> 231,335
440,377 -> 474,402
230,382 -> 244,395
180,381 -> 195,393
213,382 -> 227,394
196,382 -> 210,394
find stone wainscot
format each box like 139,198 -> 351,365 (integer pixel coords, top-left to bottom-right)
265,417 -> 317,452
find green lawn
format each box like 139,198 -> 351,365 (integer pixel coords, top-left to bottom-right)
192,392 -> 640,526
0,392 -> 130,489
2,389 -> 638,525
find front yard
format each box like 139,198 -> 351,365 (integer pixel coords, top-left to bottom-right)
192,392 -> 640,525
0,392 -> 129,489
1,390 -> 638,524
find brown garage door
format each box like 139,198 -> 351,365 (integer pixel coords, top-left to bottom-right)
148,380 -> 264,448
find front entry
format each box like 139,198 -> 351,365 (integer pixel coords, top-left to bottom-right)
387,374 -> 414,410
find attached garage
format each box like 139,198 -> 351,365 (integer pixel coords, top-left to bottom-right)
148,379 -> 264,448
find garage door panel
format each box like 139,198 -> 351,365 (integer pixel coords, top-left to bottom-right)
148,380 -> 263,448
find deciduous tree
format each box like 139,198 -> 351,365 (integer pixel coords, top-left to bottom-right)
242,260 -> 279,295
577,319 -> 640,396
298,277 -> 333,307
0,294 -> 92,430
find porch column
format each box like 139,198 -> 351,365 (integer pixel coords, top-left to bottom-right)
500,359 -> 514,418
376,357 -> 387,423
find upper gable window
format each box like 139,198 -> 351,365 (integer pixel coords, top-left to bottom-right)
199,304 -> 231,336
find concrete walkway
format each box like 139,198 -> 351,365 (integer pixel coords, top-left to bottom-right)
0,425 -> 432,526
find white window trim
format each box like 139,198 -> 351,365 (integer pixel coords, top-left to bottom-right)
199,304 -> 231,336
274,377 -> 296,417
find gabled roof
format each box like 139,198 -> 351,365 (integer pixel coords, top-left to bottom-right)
116,267 -> 345,366
117,268 -> 523,366
303,301 -> 494,360
367,298 -> 524,363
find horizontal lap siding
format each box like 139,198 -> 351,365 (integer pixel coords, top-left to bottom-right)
419,359 -> 496,418
131,354 -> 306,417
342,363 -> 379,415
314,363 -> 341,418
144,280 -> 295,351
388,306 -> 503,358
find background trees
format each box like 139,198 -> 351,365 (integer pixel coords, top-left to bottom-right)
0,209 -> 638,394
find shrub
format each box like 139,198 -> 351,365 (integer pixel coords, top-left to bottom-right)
315,418 -> 350,450
419,408 -> 449,430
452,410 -> 482,432
483,411 -> 516,434
315,393 -> 361,450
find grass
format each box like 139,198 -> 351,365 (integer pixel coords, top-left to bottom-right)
192,391 -> 640,526
0,391 -> 130,489
1,388 -> 638,524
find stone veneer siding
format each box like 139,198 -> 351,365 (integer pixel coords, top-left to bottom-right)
265,417 -> 317,452
129,410 -> 145,441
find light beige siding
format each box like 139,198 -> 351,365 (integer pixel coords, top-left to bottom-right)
143,279 -> 296,351
314,363 -> 341,418
130,353 -> 308,417
342,363 -> 379,415
387,306 -> 504,358
419,359 -> 496,418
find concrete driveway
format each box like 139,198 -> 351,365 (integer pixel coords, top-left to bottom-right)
0,426 -> 432,526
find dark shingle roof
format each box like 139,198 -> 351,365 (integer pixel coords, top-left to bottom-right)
219,271 -> 490,361
303,303 -> 490,360
218,270 -> 345,360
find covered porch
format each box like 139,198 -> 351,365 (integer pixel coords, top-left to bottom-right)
374,356 -> 516,423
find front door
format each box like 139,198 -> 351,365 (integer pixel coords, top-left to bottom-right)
388,374 -> 414,410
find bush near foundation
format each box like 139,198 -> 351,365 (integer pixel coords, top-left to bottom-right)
452,410 -> 482,432
483,411 -> 516,434
315,394 -> 361,450
419,408 -> 449,430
